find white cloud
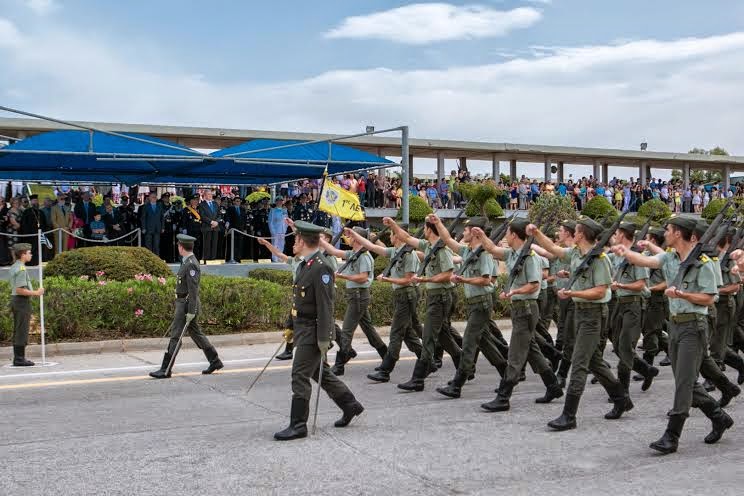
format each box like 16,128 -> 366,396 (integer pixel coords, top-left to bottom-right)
25,0 -> 57,15
323,3 -> 542,44
1,18 -> 743,180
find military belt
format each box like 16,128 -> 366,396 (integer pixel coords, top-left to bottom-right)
176,293 -> 188,299
427,288 -> 448,296
574,302 -> 601,310
670,312 -> 701,324
465,294 -> 491,305
510,299 -> 535,309
717,295 -> 733,303
617,296 -> 641,304
394,286 -> 417,296
345,287 -> 370,294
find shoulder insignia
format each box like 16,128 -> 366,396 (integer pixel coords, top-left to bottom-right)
307,259 -> 314,267
599,252 -> 607,259
189,269 -> 196,277
19,265 -> 25,272
712,256 -> 719,261
666,247 -> 673,253
321,274 -> 331,285
699,254 -> 710,263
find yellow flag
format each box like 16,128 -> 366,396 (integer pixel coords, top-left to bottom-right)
318,181 -> 365,221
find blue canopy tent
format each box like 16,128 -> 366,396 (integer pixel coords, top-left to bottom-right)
0,131 -> 396,185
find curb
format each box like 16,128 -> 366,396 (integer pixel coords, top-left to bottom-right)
0,319 -> 515,358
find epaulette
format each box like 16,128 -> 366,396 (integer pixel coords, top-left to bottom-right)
529,250 -> 535,256
712,256 -> 719,262
699,254 -> 710,264
19,265 -> 25,272
666,247 -> 673,253
599,252 -> 607,259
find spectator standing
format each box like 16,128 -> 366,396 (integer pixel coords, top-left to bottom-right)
198,190 -> 220,261
141,191 -> 164,257
438,178 -> 450,208
51,193 -> 72,252
683,188 -> 692,213
358,175 -> 366,206
20,194 -> 50,266
89,212 -> 107,242
268,197 -> 288,262
73,191 -> 97,243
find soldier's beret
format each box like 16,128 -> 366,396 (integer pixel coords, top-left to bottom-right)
294,220 -> 326,235
509,218 -> 530,232
13,243 -> 32,253
577,216 -> 604,236
321,227 -> 333,238
464,217 -> 487,229
560,220 -> 577,232
352,227 -> 369,239
618,221 -> 637,233
649,226 -> 666,239
693,221 -> 709,238
665,215 -> 697,233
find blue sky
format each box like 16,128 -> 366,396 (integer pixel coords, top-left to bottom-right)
2,0 -> 744,179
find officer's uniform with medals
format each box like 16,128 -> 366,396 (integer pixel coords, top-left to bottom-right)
180,197 -> 203,261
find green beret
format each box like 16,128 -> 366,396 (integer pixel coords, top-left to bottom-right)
649,227 -> 666,239
13,243 -> 32,253
577,216 -> 604,236
294,220 -> 326,235
561,220 -> 577,232
694,221 -> 708,238
618,221 -> 638,233
321,227 -> 333,237
352,226 -> 369,239
464,217 -> 487,229
665,215 -> 697,233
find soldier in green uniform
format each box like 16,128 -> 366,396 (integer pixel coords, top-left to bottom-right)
553,220 -> 577,388
343,226 -> 423,382
274,221 -> 364,441
609,222 -> 659,402
534,251 -> 563,371
614,216 -> 733,454
386,216 -> 462,392
321,228 -> 388,375
427,215 -> 508,398
529,217 -> 628,430
476,219 -> 563,412
714,229 -> 744,383
638,227 -> 670,368
8,243 -> 44,366
149,234 -> 224,379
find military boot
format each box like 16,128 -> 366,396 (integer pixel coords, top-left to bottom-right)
274,398 -> 309,441
333,392 -> 365,428
548,393 -> 581,431
616,369 -> 634,412
556,358 -> 571,389
368,355 -> 396,383
149,352 -> 172,379
649,414 -> 686,454
275,342 -> 294,361
436,370 -> 468,399
703,379 -> 716,392
699,399 -> 734,444
605,382 -> 630,420
397,359 -> 428,392
659,354 -> 671,366
719,382 -> 741,408
12,346 -> 34,367
481,380 -> 515,412
376,344 -> 388,359
639,362 -> 659,392
724,352 -> 744,385
535,370 -> 564,404
202,346 -> 224,374
331,350 -> 347,376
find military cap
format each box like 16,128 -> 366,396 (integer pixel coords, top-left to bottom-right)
177,233 -> 196,248
13,243 -> 32,253
464,217 -> 487,229
577,216 -> 604,236
352,226 -> 369,239
561,220 -> 577,232
509,218 -> 530,232
187,194 -> 199,202
665,215 -> 697,232
693,221 -> 709,238
321,227 -> 333,238
649,226 -> 666,239
294,220 -> 326,234
618,221 -> 638,233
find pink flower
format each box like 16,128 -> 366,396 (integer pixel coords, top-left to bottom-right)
127,287 -> 133,294
96,271 -> 105,277
134,308 -> 144,317
98,280 -> 107,286
144,274 -> 153,282
79,275 -> 89,281
158,277 -> 167,285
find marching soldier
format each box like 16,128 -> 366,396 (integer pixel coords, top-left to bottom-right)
529,217 -> 628,430
180,195 -> 203,261
714,229 -> 744,383
8,243 -> 44,366
614,216 -> 733,454
149,234 -> 223,379
638,227 -> 670,369
428,215 -> 508,399
274,221 -> 364,441
553,220 -> 576,388
474,219 -> 563,412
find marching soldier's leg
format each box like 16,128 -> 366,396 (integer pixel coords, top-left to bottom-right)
275,344 -> 313,440
369,291 -> 409,383
310,350 -> 364,428
399,290 -> 448,392
333,289 -> 361,376
187,318 -> 224,375
357,288 -> 387,359
150,301 -> 187,379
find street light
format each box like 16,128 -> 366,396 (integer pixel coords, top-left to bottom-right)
640,141 -> 648,151
366,126 -> 375,133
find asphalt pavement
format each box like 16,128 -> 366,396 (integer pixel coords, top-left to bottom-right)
1,326 -> 743,496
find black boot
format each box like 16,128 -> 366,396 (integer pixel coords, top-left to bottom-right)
275,342 -> 294,361
274,397 -> 309,440
659,354 -> 671,366
12,346 -> 34,367
617,369 -> 635,412
333,392 -> 365,427
703,379 -> 716,392
202,346 -> 224,374
700,400 -> 734,444
556,358 -> 571,388
643,351 -> 655,368
548,393 -> 581,431
519,367 -> 527,382
605,382 -> 630,420
331,350 -> 347,376
149,352 -> 172,379
649,415 -> 685,454
481,380 -> 515,412
397,359 -> 428,392
724,352 -> 744,385
719,382 -> 741,408
535,370 -> 564,404
641,365 -> 659,392
437,370 -> 468,399
368,355 -> 396,383
376,344 -> 388,360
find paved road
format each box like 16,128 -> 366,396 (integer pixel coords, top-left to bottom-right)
1,330 -> 742,496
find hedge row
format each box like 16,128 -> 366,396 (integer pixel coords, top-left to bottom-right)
45,247 -> 172,281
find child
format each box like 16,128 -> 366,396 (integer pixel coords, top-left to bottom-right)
9,243 -> 44,366
90,212 -> 107,242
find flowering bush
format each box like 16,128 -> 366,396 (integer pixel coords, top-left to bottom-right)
46,247 -> 171,281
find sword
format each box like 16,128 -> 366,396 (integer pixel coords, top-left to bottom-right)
312,351 -> 324,435
164,317 -> 192,377
245,339 -> 287,395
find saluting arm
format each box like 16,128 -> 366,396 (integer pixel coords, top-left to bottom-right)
430,215 -> 464,254
345,228 -> 388,257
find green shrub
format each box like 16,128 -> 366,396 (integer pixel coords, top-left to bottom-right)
466,198 -> 503,221
248,268 -> 293,286
45,247 -> 171,281
460,183 -> 503,221
581,196 -> 618,225
637,199 -> 672,225
529,194 -> 578,235
399,195 -> 433,224
702,197 -> 744,223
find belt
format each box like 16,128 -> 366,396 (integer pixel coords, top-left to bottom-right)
717,295 -> 734,303
394,286 -> 417,294
427,288 -> 448,296
295,314 -> 316,321
345,287 -> 370,293
510,299 -> 536,308
176,293 -> 188,299
11,295 -> 30,300
466,294 -> 491,305
575,302 -> 602,310
670,313 -> 701,324
617,295 -> 641,304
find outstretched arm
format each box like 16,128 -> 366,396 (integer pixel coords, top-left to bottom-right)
429,214 -> 464,254
257,237 -> 288,263
470,227 -> 507,259
320,238 -> 348,259
611,245 -> 662,269
344,227 -> 389,257
383,217 -> 420,250
526,224 -> 567,259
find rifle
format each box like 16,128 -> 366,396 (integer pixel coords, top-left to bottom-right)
564,211 -> 629,291
455,211 -> 515,276
336,226 -> 390,274
416,210 -> 466,276
501,212 -> 547,292
612,218 -> 652,281
719,223 -> 744,272
329,220 -> 354,247
382,225 -> 426,278
670,198 -> 733,289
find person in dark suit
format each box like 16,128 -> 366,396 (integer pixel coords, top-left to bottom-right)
198,190 -> 220,262
224,196 -> 247,263
73,191 -> 98,244
141,191 -> 164,257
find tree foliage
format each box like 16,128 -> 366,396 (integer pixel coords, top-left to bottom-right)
580,196 -> 618,225
528,194 -> 578,235
398,194 -> 433,224
637,199 -> 672,225
459,182 -> 504,221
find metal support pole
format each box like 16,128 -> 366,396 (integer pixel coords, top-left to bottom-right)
492,154 -> 500,181
683,163 -> 690,189
37,229 -> 47,366
228,229 -> 237,264
137,228 -> 142,247
724,164 -> 732,193
543,157 -> 551,182
401,126 -> 410,225
592,159 -> 600,182
602,163 -> 609,184
437,152 -> 445,183
557,161 -> 565,183
56,228 -> 62,255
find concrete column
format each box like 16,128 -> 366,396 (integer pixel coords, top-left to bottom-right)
640,161 -> 648,185
544,157 -> 551,182
492,154 -> 500,181
592,159 -> 600,182
556,161 -> 565,183
601,163 -> 609,184
377,147 -> 385,178
724,164 -> 731,193
510,159 -> 518,181
458,156 -> 468,172
409,155 -> 414,181
436,152 -> 445,183
683,162 -> 690,189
